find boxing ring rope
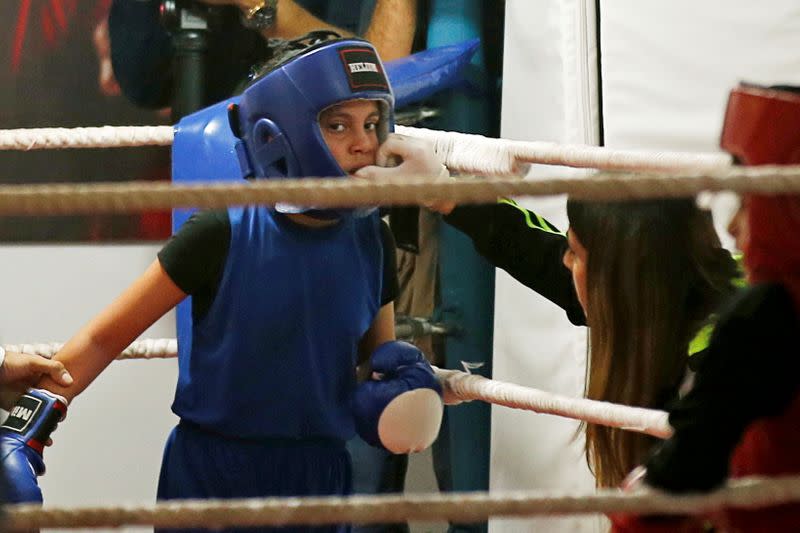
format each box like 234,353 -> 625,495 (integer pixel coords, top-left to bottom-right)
436,368 -> 672,438
2,338 -> 672,437
0,165 -> 799,216
2,338 -> 178,361
5,476 -> 800,530
399,126 -> 732,173
0,124 -> 797,528
0,124 -> 732,173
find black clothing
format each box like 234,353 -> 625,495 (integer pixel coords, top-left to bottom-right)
443,200 -> 586,325
109,1 -> 272,109
158,210 -> 398,320
108,0 -> 379,110
644,283 -> 800,492
442,199 -> 731,408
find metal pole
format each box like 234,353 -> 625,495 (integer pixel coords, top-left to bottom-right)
161,1 -> 209,121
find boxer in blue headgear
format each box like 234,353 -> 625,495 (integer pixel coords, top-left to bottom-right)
231,31 -> 395,218
0,31 -> 443,532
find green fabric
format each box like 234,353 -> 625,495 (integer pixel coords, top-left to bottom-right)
687,254 -> 747,357
688,322 -> 715,356
498,198 -> 564,235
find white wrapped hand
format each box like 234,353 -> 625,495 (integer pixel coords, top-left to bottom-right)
355,134 -> 456,215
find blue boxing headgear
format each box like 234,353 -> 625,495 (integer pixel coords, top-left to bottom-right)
231,33 -> 395,218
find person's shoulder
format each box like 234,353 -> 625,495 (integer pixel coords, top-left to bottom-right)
707,282 -> 797,359
181,209 -> 230,232
721,283 -> 796,322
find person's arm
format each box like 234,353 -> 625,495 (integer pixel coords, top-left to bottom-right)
363,0 -> 416,61
355,134 -> 584,324
206,0 -> 352,38
444,201 -> 586,326
358,219 -> 399,367
39,210 -> 230,401
644,283 -> 799,493
269,0 -> 354,38
359,303 -> 396,366
0,261 -> 184,503
271,0 -> 416,60
36,261 -> 187,402
216,0 -> 416,61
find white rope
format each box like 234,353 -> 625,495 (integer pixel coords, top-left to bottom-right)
436,368 -> 673,438
0,126 -> 174,151
2,338 -> 177,360
5,476 -> 800,530
396,125 -> 733,174
3,339 -> 671,437
0,124 -> 732,174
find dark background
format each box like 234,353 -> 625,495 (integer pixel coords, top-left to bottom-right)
0,0 -> 171,242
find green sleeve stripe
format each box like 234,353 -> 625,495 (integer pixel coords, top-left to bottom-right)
688,254 -> 747,358
688,322 -> 714,357
732,254 -> 747,287
498,198 -> 564,235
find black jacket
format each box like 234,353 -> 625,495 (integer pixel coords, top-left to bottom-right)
443,200 -> 586,325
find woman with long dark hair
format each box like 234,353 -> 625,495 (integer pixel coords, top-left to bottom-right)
439,197 -> 739,487
609,84 -> 800,532
563,199 -> 738,486
355,133 -> 741,488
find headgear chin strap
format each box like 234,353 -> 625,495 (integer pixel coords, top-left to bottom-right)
231,35 -> 395,219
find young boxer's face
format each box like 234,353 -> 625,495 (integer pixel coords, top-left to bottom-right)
319,100 -> 381,175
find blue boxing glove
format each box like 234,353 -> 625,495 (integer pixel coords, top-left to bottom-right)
1,388 -> 67,503
353,341 -> 443,454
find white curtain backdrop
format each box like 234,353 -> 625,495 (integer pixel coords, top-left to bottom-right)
493,1 -> 599,532
495,1 -> 800,532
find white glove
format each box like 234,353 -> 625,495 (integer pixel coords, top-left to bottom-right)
354,134 -> 456,215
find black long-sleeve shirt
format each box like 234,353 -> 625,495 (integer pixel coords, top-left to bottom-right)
443,200 -> 740,371
644,283 -> 800,492
444,201 -> 799,492
443,200 -> 586,325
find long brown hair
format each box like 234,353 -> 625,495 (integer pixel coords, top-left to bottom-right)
566,198 -> 738,487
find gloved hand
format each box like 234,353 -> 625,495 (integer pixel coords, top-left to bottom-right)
1,388 -> 68,503
354,134 -> 456,215
353,341 -> 443,454
608,467 -> 706,533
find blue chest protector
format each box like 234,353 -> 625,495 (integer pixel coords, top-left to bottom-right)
172,206 -> 384,440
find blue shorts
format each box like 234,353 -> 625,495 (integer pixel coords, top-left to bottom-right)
156,421 -> 352,533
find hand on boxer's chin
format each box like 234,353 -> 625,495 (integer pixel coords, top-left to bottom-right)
354,134 -> 456,215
